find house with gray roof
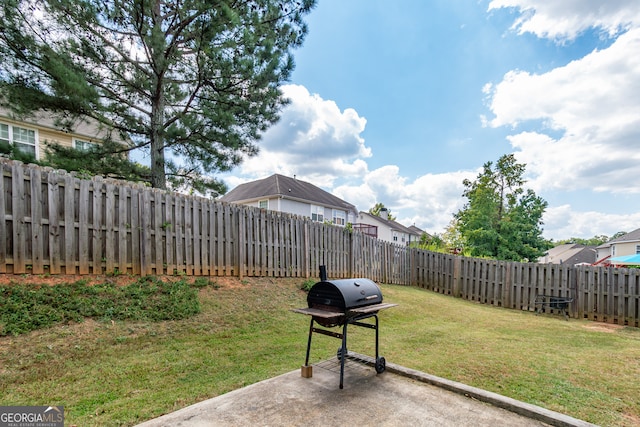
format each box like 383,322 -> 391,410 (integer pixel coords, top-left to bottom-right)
594,227 -> 640,265
538,244 -> 596,266
354,209 -> 421,245
219,174 -> 357,226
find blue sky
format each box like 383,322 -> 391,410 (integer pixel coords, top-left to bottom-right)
221,0 -> 640,241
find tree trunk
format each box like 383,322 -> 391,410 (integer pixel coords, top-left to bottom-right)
149,0 -> 166,190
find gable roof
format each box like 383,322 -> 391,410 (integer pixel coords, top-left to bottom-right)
596,227 -> 640,249
220,174 -> 356,213
357,211 -> 417,236
539,244 -> 596,265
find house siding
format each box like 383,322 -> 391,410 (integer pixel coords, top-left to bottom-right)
234,197 -> 350,225
0,117 -> 75,159
612,241 -> 640,257
356,212 -> 414,245
280,198 -> 315,218
1,110 -> 124,160
219,174 -> 357,227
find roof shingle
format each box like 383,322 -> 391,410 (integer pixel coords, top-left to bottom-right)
220,174 -> 356,212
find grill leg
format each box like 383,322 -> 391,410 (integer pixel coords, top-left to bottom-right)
304,318 -> 314,366
374,314 -> 379,360
339,322 -> 348,389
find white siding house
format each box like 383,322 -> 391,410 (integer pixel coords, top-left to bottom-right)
595,227 -> 640,264
354,209 -> 420,245
219,174 -> 357,226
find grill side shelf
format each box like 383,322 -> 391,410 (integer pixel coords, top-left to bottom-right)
291,307 -> 344,319
292,303 -> 397,319
347,303 -> 397,314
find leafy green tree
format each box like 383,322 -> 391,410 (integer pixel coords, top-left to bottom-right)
442,219 -> 465,252
0,0 -> 315,196
454,154 -> 551,261
611,231 -> 628,240
369,203 -> 397,221
554,235 -> 609,246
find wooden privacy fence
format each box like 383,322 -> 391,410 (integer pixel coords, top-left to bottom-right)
412,250 -> 640,327
0,159 -> 370,279
1,158 -> 639,327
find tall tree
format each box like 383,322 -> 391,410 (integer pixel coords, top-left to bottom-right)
0,0 -> 315,196
454,154 -> 551,261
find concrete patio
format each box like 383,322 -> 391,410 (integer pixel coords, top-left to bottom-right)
135,354 -> 596,427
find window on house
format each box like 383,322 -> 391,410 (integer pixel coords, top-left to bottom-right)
332,210 -> 345,226
74,139 -> 98,151
311,205 -> 324,222
393,231 -> 398,242
259,200 -> 268,209
612,246 -> 616,257
0,124 -> 9,145
636,245 -> 640,254
0,122 -> 37,158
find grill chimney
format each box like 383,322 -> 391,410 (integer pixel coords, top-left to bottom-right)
319,265 -> 327,281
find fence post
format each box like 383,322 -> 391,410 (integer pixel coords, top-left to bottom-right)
452,256 -> 461,297
570,266 -> 578,319
238,209 -> 246,280
349,229 -> 354,278
303,221 -> 310,278
503,262 -> 511,308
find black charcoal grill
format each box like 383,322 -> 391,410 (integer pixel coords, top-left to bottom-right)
293,266 -> 396,388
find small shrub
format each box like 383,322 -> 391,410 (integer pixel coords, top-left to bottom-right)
300,279 -> 315,292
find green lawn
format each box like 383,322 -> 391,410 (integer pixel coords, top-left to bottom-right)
1,277 -> 639,426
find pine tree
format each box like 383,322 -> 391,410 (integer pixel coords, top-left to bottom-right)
0,0 -> 315,196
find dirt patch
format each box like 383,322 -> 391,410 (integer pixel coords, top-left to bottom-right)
582,323 -> 624,333
0,273 -> 140,286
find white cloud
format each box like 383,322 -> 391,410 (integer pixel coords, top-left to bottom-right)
485,28 -> 640,195
543,205 -> 640,240
334,166 -> 475,235
223,84 -> 477,236
221,2 -> 640,242
488,0 -> 640,40
234,84 -> 371,187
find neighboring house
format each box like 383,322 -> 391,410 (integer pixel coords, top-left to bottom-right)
0,107 -> 119,160
354,209 -> 421,245
538,244 -> 596,266
594,227 -> 640,265
219,174 -> 358,226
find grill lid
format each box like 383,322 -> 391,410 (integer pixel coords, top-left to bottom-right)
307,278 -> 382,311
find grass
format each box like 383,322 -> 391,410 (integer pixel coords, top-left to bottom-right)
0,276 -> 201,335
0,277 -> 639,426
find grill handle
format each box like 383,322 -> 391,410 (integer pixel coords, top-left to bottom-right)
363,295 -> 379,301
